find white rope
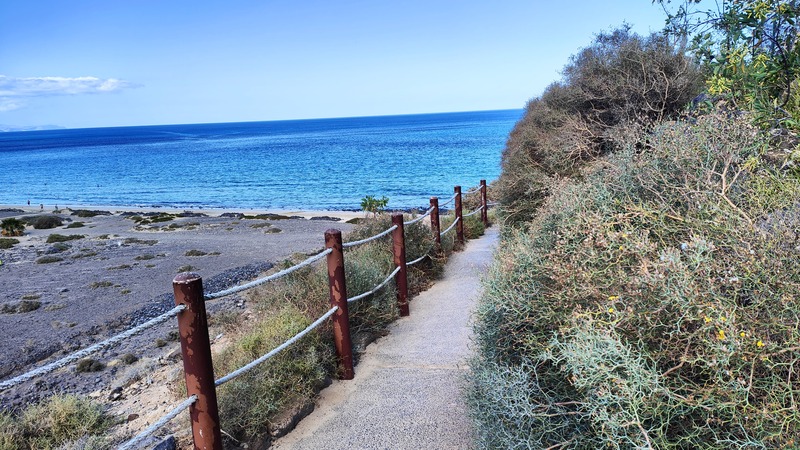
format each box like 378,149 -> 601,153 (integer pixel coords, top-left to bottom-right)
403,206 -> 435,226
117,395 -> 197,450
406,253 -> 429,266
0,305 -> 186,391
347,266 -> 401,303
464,186 -> 481,194
215,306 -> 339,386
342,225 -> 397,248
439,193 -> 458,207
464,205 -> 484,217
204,249 -> 332,300
439,217 -> 460,237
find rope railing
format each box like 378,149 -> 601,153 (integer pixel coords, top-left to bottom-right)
117,395 -> 197,450
439,192 -> 458,207
403,206 -> 435,226
464,204 -> 484,218
464,186 -> 481,195
342,224 -> 397,248
440,217 -> 460,237
347,266 -> 402,304
215,306 -> 339,386
0,304 -> 187,392
204,248 -> 332,300
1,180 -> 494,449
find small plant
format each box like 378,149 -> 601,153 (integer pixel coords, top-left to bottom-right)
124,237 -> 158,246
0,237 -> 19,249
120,353 -> 138,364
49,242 -> 70,253
360,195 -> 389,217
134,254 -> 156,261
75,358 -> 105,373
17,300 -> 41,313
0,218 -> 25,236
8,394 -> 110,448
36,256 -> 63,264
46,234 -> 84,243
185,249 -> 207,257
107,264 -> 132,270
89,281 -> 113,289
21,293 -> 41,300
65,221 -> 85,228
154,339 -> 167,348
71,209 -> 110,218
177,265 -> 196,273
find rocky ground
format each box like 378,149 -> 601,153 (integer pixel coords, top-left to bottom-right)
0,207 -> 356,413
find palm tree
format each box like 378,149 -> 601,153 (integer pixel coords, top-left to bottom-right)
1,218 -> 25,237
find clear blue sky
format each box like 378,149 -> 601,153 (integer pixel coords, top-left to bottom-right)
0,0 -> 675,129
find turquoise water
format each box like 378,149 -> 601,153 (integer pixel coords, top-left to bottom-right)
0,109 -> 521,210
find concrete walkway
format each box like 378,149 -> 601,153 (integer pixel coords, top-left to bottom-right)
272,227 -> 499,450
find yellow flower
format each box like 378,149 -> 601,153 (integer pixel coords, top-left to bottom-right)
608,295 -> 619,301
756,340 -> 765,348
739,332 -> 746,338
704,316 -> 712,324
608,308 -> 614,313
720,316 -> 727,322
717,330 -> 726,341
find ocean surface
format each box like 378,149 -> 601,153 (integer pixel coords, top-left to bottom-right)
0,109 -> 521,211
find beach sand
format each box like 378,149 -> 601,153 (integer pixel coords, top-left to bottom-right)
0,205 -> 360,411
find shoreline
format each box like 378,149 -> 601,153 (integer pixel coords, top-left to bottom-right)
0,203 -> 366,222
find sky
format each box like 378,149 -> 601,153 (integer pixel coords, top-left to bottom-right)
0,0 -> 681,129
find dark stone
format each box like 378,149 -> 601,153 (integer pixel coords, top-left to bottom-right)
310,216 -> 341,222
152,435 -> 176,450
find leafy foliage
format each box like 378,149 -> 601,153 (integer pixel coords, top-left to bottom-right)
470,111 -> 800,448
0,218 -> 24,237
658,0 -> 800,129
359,195 -> 389,216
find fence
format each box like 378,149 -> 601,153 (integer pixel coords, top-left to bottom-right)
0,180 -> 491,450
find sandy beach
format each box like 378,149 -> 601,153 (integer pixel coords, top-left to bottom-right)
0,204 -> 360,410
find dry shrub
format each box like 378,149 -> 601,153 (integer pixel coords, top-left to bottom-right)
498,27 -> 703,227
470,112 -> 800,448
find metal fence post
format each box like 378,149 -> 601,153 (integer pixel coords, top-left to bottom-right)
325,229 -> 354,380
480,179 -> 489,227
430,197 -> 441,246
392,213 -> 410,317
454,185 -> 464,245
173,273 -> 223,450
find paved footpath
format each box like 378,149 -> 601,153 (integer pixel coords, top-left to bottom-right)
272,227 -> 499,450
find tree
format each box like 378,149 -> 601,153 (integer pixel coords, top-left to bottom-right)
655,0 -> 800,128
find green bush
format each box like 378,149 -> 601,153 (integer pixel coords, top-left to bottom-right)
469,112 -> 800,448
65,222 -> 85,228
27,215 -> 63,229
46,234 -> 84,243
498,27 -> 703,227
0,394 -> 110,449
0,238 -> 19,249
35,256 -> 63,264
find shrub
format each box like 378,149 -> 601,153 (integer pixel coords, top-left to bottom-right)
35,256 -> 63,264
360,195 -> 389,216
0,238 -> 19,249
46,234 -> 84,243
184,249 -> 207,256
71,209 -> 110,218
498,27 -> 703,227
28,215 -> 63,229
65,221 -> 85,228
470,112 -> 800,448
75,358 -> 105,373
1,218 -> 24,237
18,394 -> 109,448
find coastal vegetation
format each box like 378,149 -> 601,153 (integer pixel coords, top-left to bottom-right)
469,10 -> 800,449
0,219 -> 24,237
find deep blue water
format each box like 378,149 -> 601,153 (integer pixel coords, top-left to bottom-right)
0,110 -> 521,211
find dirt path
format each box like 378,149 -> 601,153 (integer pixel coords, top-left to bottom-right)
272,227 -> 499,450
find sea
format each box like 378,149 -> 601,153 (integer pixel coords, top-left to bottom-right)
0,109 -> 522,211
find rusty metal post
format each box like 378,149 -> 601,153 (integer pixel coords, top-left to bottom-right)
392,213 -> 410,317
480,179 -> 489,227
173,273 -> 222,450
430,197 -> 441,246
454,185 -> 464,245
325,229 -> 354,380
